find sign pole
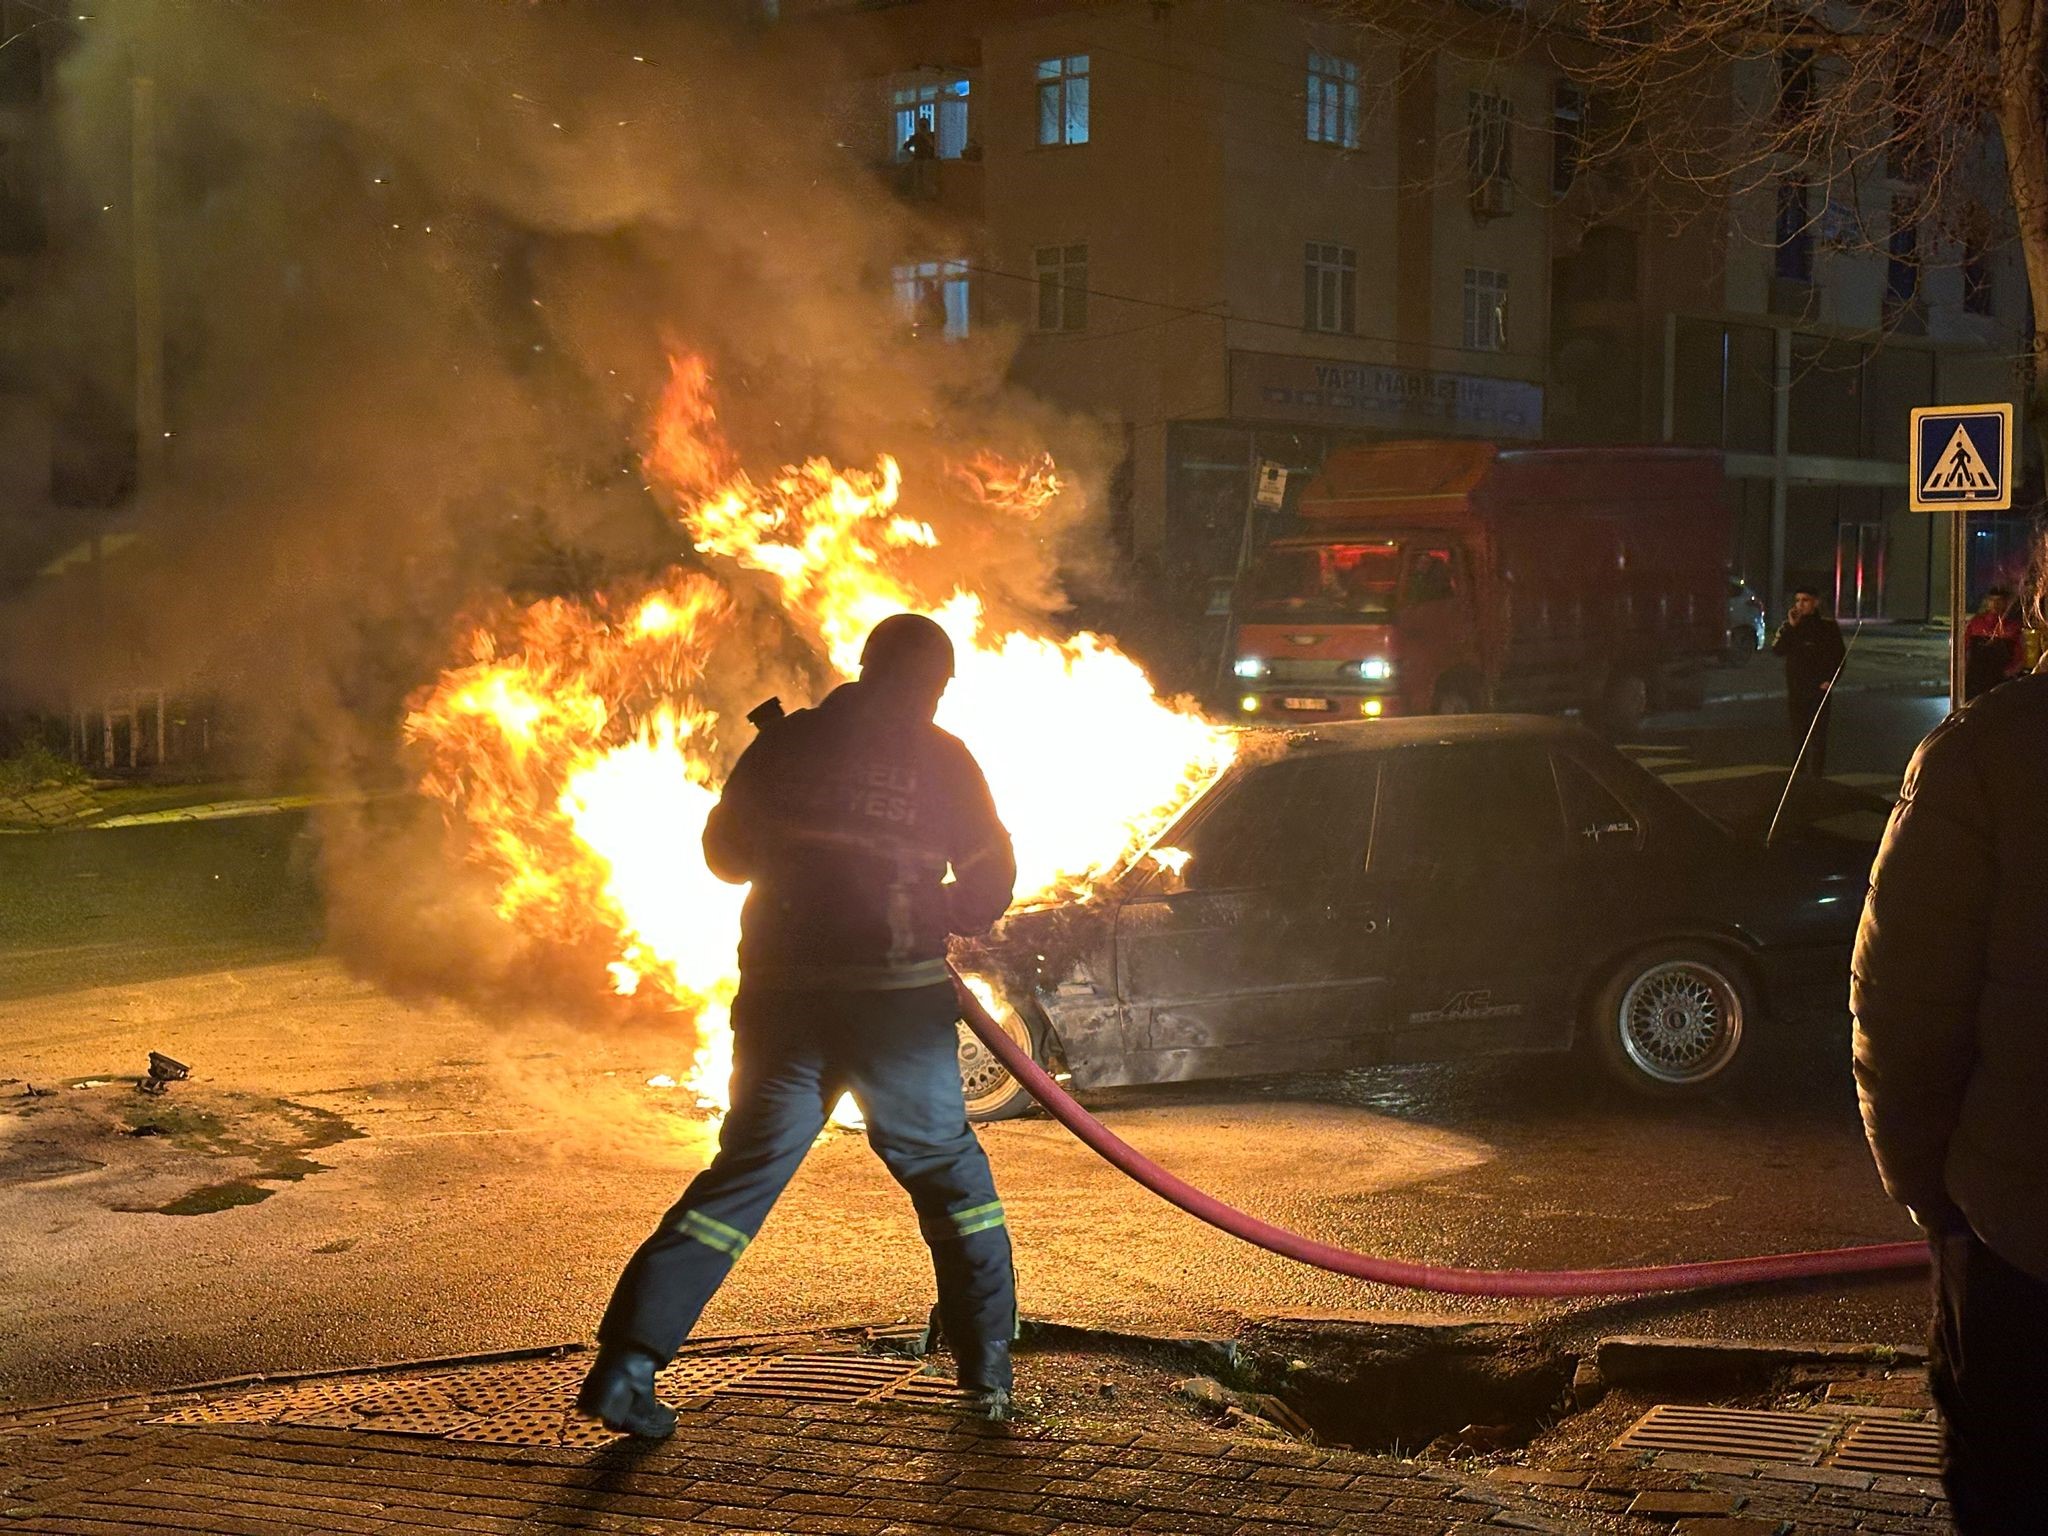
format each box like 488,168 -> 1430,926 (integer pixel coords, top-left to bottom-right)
1908,402 -> 2012,715
1950,510 -> 1968,713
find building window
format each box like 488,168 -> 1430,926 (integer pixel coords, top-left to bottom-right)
1035,243 -> 1088,331
1774,180 -> 1812,281
1551,82 -> 1584,194
1302,242 -> 1357,334
1962,237 -> 1994,316
1463,267 -> 1509,350
892,260 -> 969,340
1887,197 -> 1919,308
892,76 -> 970,161
1776,48 -> 1816,124
1467,91 -> 1514,217
1306,49 -> 1360,148
1037,55 -> 1090,146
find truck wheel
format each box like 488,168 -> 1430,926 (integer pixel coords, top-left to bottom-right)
1589,943 -> 1753,1097
1597,671 -> 1648,734
959,994 -> 1046,1122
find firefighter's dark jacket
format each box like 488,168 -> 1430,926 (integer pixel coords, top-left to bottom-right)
703,681 -> 1018,991
1852,670 -> 2048,1282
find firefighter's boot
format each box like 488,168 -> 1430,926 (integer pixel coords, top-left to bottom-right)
576,1344 -> 677,1439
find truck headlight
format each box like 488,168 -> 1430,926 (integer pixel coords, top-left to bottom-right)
1350,657 -> 1394,681
1233,657 -> 1268,679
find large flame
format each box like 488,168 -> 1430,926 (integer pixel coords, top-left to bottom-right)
406,355 -> 1232,1121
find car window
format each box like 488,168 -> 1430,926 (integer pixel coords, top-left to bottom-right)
1553,752 -> 1642,848
1179,754 -> 1380,891
1403,546 -> 1457,606
1369,744 -> 1567,871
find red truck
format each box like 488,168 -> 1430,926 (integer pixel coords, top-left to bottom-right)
1229,441 -> 1729,733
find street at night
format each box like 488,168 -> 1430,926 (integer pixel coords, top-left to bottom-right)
1,659 -> 1946,1407
7,1 -> 2048,1530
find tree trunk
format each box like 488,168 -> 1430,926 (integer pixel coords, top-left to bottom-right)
1996,0 -> 2048,440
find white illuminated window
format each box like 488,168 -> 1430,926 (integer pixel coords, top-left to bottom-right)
892,76 -> 970,161
1463,267 -> 1509,351
1037,55 -> 1090,146
1306,49 -> 1360,148
892,260 -> 969,339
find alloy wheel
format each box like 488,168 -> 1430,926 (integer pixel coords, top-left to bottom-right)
1617,960 -> 1745,1086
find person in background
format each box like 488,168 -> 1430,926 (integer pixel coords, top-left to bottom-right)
1851,527 -> 2048,1531
1772,585 -> 1846,776
1962,587 -> 2023,701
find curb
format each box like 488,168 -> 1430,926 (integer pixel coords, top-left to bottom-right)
1593,1334 -> 1929,1394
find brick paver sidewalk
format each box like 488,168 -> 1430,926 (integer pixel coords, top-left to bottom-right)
0,1337 -> 1952,1535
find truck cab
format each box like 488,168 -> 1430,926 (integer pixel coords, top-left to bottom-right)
1233,534 -> 1479,720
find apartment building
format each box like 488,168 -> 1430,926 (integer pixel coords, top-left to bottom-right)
794,0 -> 2034,627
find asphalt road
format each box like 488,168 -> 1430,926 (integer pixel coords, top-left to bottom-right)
0,650 -> 1953,1409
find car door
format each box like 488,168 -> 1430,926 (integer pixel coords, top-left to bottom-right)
1369,741 -> 1577,1061
1113,750 -> 1395,1080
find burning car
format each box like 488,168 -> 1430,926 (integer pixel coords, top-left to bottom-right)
955,715 -> 1872,1119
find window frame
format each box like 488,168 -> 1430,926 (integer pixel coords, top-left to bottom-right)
1467,90 -> 1515,217
1461,266 -> 1510,352
891,75 -> 971,162
1774,180 -> 1813,283
1550,81 -> 1584,195
1034,242 -> 1089,332
1305,48 -> 1361,149
1036,54 -> 1091,147
1302,241 -> 1358,335
891,258 -> 971,340
1367,743 -> 1571,876
1171,752 -> 1384,894
1962,238 -> 1995,317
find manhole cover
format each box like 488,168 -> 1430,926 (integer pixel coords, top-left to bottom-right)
1831,1419 -> 1942,1476
1613,1404 -> 1836,1465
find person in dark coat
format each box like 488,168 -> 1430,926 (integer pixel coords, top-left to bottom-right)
1772,585 -> 1846,776
578,613 -> 1020,1436
1852,551 -> 2048,1530
1962,587 -> 2023,701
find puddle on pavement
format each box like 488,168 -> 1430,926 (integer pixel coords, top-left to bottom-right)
1,1078 -> 364,1215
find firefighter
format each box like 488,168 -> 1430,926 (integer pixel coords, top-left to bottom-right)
578,613 -> 1020,1436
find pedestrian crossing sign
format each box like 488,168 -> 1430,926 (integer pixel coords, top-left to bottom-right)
1909,402 -> 2012,511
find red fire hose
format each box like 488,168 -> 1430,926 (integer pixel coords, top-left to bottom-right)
951,970 -> 1928,1297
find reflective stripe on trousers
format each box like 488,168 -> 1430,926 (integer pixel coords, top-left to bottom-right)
596,982 -> 1017,1392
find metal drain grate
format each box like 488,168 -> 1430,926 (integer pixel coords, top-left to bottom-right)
1613,1405 -> 1837,1465
1831,1419 -> 1943,1477
717,1355 -> 923,1403
655,1356 -> 768,1397
148,1350 -> 957,1446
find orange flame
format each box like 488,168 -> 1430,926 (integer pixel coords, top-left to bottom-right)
406,355 -> 1232,1123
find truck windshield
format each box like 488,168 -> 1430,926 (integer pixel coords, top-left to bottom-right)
1245,542 -> 1400,621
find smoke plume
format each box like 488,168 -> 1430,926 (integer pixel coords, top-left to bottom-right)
4,2 -> 1114,1017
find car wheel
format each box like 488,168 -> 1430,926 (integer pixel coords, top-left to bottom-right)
1597,671 -> 1649,734
1724,626 -> 1757,668
1591,944 -> 1753,1097
959,992 -> 1045,1122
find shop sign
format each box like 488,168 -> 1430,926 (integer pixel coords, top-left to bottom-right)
1229,350 -> 1543,438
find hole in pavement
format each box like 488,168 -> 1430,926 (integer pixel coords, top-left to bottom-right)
1238,1321 -> 1578,1456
